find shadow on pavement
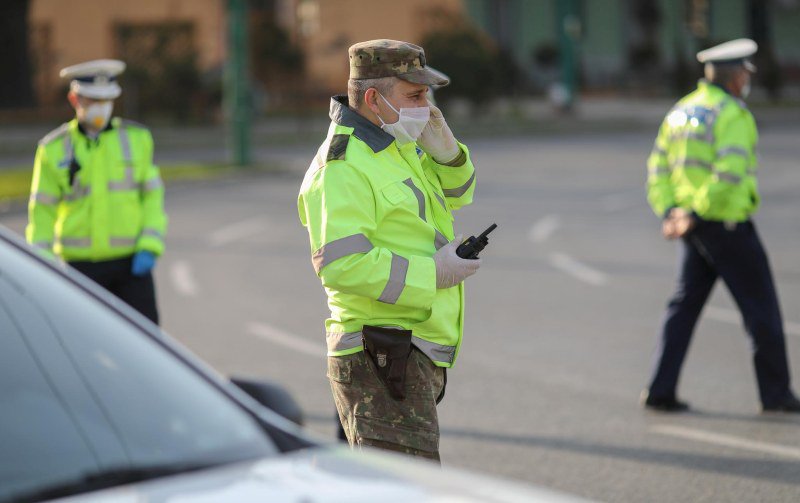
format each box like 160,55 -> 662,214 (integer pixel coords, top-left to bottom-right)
440,426 -> 800,485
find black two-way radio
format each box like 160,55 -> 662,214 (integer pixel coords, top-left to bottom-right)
456,223 -> 497,259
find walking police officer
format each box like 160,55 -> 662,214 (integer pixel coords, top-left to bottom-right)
27,59 -> 167,324
298,40 -> 480,461
642,40 -> 799,413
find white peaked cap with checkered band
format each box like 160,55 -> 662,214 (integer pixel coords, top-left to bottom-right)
59,59 -> 126,100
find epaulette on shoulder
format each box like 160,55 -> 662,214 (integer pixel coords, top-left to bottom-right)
38,123 -> 70,146
118,118 -> 150,131
326,133 -> 350,163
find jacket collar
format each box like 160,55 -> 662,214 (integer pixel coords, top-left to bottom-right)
76,117 -> 115,138
329,95 -> 394,153
699,78 -> 734,97
698,79 -> 747,109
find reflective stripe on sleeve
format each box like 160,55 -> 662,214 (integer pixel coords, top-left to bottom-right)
30,192 -> 60,205
648,166 -> 671,177
142,177 -> 164,191
377,253 -> 409,304
717,146 -> 749,159
140,228 -> 163,240
715,171 -> 743,184
312,234 -> 374,274
679,158 -> 713,172
442,172 -> 475,198
403,178 -> 426,221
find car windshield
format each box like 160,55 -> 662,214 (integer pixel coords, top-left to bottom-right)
0,233 -> 278,501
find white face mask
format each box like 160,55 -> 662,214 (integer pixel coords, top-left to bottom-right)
376,93 -> 430,145
81,101 -> 114,131
741,80 -> 751,99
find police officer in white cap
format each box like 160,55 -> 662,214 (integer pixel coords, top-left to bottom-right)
26,59 -> 167,324
642,40 -> 800,413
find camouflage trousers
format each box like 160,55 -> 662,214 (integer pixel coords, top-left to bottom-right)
327,347 -> 446,462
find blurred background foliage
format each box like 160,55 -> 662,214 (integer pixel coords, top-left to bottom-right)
1,0 -> 799,124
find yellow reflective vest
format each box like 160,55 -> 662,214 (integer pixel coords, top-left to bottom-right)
26,117 -> 167,261
647,80 -> 759,222
297,96 -> 476,367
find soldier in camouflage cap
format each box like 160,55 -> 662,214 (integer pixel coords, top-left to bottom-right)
349,39 -> 449,86
299,39 -> 480,463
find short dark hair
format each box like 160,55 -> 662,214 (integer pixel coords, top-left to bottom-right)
705,62 -> 742,87
347,76 -> 398,108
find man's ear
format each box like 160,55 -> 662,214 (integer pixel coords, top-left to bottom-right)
364,88 -> 380,115
67,91 -> 80,110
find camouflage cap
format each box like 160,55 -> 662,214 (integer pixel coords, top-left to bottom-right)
349,39 -> 449,86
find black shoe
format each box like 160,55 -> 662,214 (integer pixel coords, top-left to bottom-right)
640,390 -> 690,412
762,395 -> 800,413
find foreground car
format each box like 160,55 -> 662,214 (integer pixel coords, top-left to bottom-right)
0,227 -> 581,502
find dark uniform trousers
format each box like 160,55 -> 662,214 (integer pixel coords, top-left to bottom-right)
648,220 -> 792,408
69,256 -> 160,325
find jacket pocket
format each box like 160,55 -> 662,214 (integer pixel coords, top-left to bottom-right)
381,181 -> 408,205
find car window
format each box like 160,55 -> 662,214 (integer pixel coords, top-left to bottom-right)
0,237 -> 279,497
0,299 -> 99,500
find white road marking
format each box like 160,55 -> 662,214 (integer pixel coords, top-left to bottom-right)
208,217 -> 267,247
170,260 -> 199,297
651,424 -> 800,460
528,215 -> 561,243
548,252 -> 609,286
704,306 -> 800,337
247,322 -> 322,358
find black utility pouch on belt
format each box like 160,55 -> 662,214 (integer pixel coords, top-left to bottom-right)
362,325 -> 412,401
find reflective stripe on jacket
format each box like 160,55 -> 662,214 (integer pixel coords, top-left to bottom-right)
26,117 -> 167,261
297,95 -> 476,367
647,80 -> 759,222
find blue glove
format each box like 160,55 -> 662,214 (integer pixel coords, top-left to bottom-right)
131,251 -> 156,277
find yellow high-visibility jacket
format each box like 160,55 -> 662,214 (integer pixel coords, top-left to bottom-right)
298,96 -> 476,367
647,80 -> 759,222
26,117 -> 167,261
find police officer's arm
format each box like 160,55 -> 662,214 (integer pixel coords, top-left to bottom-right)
136,130 -> 167,255
422,143 -> 476,210
646,119 -> 676,218
25,145 -> 62,251
698,109 -> 757,217
299,163 -> 436,309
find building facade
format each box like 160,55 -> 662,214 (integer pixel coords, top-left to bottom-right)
19,0 -> 800,115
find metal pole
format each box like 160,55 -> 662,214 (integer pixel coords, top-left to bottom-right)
556,0 -> 581,110
225,0 -> 251,166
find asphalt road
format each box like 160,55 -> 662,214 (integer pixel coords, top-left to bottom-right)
3,125 -> 800,502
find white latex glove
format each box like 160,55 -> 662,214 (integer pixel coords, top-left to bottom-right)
417,102 -> 461,164
433,235 -> 481,289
